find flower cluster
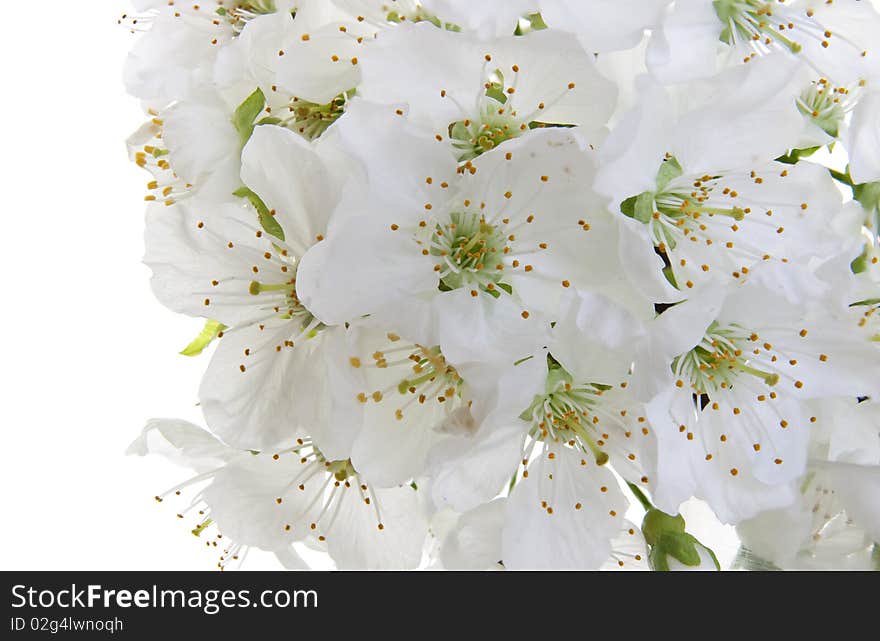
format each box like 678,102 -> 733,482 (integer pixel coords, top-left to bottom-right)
125,0 -> 880,570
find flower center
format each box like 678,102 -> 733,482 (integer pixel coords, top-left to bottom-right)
449,97 -> 527,161
713,0 -> 804,54
522,367 -> 611,466
353,341 -> 463,422
622,157 -> 747,253
131,116 -> 193,207
249,261 -> 321,336
797,79 -> 861,138
218,2 -> 287,34
277,91 -> 354,141
431,211 -> 510,293
674,322 -> 780,394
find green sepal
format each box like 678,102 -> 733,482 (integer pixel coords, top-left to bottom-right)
649,532 -> 720,571
664,532 -> 703,567
233,186 -> 286,241
621,191 -> 655,224
854,181 -> 880,215
485,282 -> 514,299
851,245 -> 871,274
642,509 -> 686,546
180,320 -> 226,357
713,0 -> 738,24
515,12 -> 548,35
529,121 -> 576,130
776,146 -> 822,165
655,157 -> 684,191
233,88 -> 266,145
662,265 -> 679,289
642,507 -> 721,571
484,82 -> 508,105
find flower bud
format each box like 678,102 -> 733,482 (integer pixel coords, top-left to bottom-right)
642,509 -> 720,572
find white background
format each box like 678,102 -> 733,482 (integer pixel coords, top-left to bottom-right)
0,1 -> 746,571
0,1 -> 246,570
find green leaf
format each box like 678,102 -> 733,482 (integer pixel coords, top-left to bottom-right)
233,88 -> 266,144
233,186 -> 286,241
180,320 -> 226,357
620,191 -> 655,224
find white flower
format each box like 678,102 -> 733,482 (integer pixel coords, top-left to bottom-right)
129,419 -> 429,569
144,125 -> 351,452
427,294 -> 658,569
596,57 -> 853,299
355,21 -> 618,159
646,0 -> 880,86
125,0 -> 880,571
297,99 -> 648,365
123,1 -> 288,109
737,398 -> 880,569
217,3 -> 368,121
332,328 -> 475,487
424,350 -> 549,511
639,263 -> 880,522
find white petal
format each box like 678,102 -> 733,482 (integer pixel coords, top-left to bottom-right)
163,95 -> 241,186
144,200 -> 284,327
199,319 -> 328,451
502,444 -> 627,569
440,500 -> 507,570
241,125 -> 335,255
549,289 -> 647,384
127,419 -> 234,473
645,0 -> 724,84
817,461 -> 880,542
201,453 -> 324,552
847,91 -> 880,185
324,484 -> 428,569
540,0 -> 671,53
421,0 -> 535,37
